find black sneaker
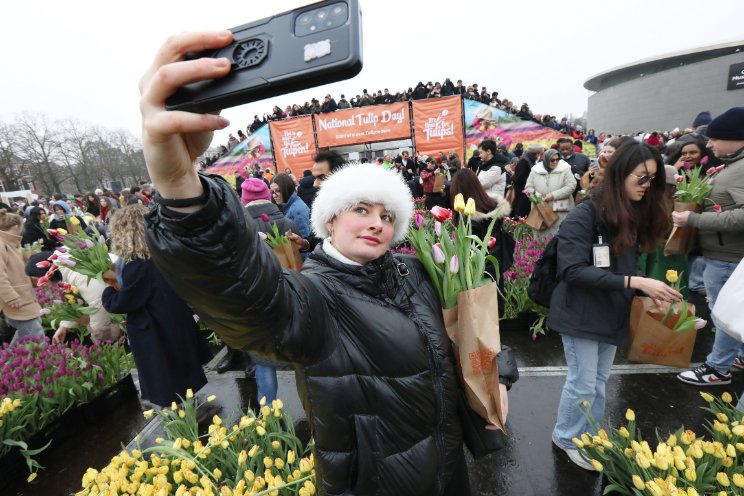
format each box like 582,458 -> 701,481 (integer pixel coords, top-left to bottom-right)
733,357 -> 744,371
677,363 -> 732,386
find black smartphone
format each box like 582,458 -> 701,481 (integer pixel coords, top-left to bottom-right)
166,0 -> 363,114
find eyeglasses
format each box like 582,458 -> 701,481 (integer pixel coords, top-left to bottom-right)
549,157 -> 560,163
629,172 -> 655,185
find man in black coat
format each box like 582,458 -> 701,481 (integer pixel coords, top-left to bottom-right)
296,170 -> 317,209
441,78 -> 455,96
320,95 -> 337,113
558,137 -> 591,179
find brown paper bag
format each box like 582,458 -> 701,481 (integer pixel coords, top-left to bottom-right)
442,282 -> 505,431
535,202 -> 558,228
628,297 -> 697,368
433,173 -> 445,193
525,205 -> 546,231
664,202 -> 701,256
272,243 -> 303,271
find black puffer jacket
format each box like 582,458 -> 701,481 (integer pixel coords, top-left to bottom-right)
145,174 -> 517,495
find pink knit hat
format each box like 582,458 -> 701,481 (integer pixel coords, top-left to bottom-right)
241,178 -> 270,204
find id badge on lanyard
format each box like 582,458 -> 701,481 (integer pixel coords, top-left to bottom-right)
593,235 -> 611,268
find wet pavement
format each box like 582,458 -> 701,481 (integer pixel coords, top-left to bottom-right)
11,292 -> 742,496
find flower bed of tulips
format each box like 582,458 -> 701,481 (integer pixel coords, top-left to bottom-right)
576,392 -> 744,495
0,336 -> 133,475
77,393 -> 317,496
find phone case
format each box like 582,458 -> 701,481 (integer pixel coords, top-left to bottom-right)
166,0 -> 363,113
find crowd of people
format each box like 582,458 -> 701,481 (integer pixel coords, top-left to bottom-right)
2,27 -> 743,495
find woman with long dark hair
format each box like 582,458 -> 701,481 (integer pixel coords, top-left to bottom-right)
21,206 -> 55,251
270,173 -> 311,238
549,142 -> 682,470
85,193 -> 101,218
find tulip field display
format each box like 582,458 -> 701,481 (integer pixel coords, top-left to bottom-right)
665,162 -> 725,256
0,336 -> 133,477
41,226 -> 113,284
408,194 -> 506,431
576,392 -> 744,495
76,393 -> 316,496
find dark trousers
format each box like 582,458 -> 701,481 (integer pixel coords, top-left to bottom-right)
442,447 -> 471,496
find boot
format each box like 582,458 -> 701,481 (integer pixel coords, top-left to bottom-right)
243,352 -> 256,378
216,347 -> 241,374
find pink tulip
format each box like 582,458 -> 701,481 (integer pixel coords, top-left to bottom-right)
35,260 -> 51,269
449,255 -> 459,274
99,235 -> 106,244
260,213 -> 270,223
674,174 -> 684,183
488,236 -> 497,249
716,165 -> 725,173
713,204 -> 722,213
85,239 -> 94,248
700,155 -> 709,165
431,243 -> 446,264
414,213 -> 424,228
694,318 -> 707,330
258,232 -> 267,241
435,221 -> 442,237
430,206 -> 452,223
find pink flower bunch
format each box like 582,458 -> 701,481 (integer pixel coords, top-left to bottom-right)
33,282 -> 67,307
504,236 -> 552,283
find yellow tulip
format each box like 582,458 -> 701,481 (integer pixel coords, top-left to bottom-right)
626,409 -> 636,422
667,434 -> 677,447
733,425 -> 744,437
700,392 -> 714,403
645,481 -> 664,496
590,459 -> 603,472
170,402 -> 178,411
186,389 -> 193,399
572,437 -> 584,449
275,458 -> 285,470
636,453 -> 651,469
632,475 -> 645,490
27,472 -> 37,483
733,473 -> 744,488
68,216 -> 81,226
687,489 -> 700,496
666,270 -> 679,283
143,409 -> 154,419
287,450 -> 296,465
57,228 -> 68,236
248,445 -> 259,458
272,399 -> 284,410
717,472 -> 730,487
271,440 -> 281,450
213,468 -> 222,479
722,392 -> 733,403
256,426 -> 266,436
207,394 -> 217,402
453,194 -> 466,213
263,457 -> 273,469
463,198 -> 476,217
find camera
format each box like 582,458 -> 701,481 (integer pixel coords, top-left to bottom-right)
166,0 -> 363,114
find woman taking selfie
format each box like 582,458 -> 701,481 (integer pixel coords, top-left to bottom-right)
138,31 -> 517,495
549,142 -> 682,470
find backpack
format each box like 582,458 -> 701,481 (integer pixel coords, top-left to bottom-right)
527,203 -> 601,308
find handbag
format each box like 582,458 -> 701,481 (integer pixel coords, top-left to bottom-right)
505,186 -> 515,204
713,259 -> 744,341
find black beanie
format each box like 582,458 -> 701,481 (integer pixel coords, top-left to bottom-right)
706,107 -> 744,141
24,251 -> 62,281
692,111 -> 712,129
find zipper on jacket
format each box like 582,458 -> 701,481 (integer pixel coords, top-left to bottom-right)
396,273 -> 447,494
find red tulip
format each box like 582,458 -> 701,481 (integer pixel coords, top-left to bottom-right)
47,229 -> 57,236
488,236 -> 497,249
35,261 -> 50,269
49,253 -> 58,260
713,204 -> 722,213
705,167 -> 715,176
37,276 -> 49,286
716,165 -> 725,173
430,206 -> 452,223
260,213 -> 270,223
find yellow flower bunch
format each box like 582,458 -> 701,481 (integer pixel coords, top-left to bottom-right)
76,394 -> 315,496
577,392 -> 744,495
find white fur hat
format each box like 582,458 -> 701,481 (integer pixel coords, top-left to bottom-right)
310,163 -> 413,244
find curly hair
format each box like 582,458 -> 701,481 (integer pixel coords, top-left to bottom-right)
108,205 -> 150,262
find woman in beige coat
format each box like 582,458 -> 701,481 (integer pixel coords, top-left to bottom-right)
0,210 -> 44,345
525,148 -> 577,238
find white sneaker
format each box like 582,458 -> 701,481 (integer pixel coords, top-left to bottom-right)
552,433 -> 596,471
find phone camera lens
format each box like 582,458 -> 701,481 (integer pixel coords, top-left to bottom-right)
316,9 -> 328,20
309,25 -> 317,32
299,13 -> 312,24
332,5 -> 343,15
325,19 -> 334,27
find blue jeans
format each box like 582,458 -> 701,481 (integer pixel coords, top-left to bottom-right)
256,365 -> 278,404
688,256 -> 706,292
704,258 -> 744,374
553,335 -> 617,449
6,317 -> 44,347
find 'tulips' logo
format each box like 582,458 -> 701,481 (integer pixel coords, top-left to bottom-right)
281,130 -> 310,157
423,110 -> 455,141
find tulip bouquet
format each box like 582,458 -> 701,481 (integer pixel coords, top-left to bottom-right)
661,270 -> 706,333
673,163 -> 724,204
576,392 -> 744,496
261,222 -> 290,248
77,393 -> 317,496
407,194 -> 499,309
0,336 -> 133,476
39,282 -> 97,332
258,215 -> 303,271
525,190 -> 544,205
41,226 -> 112,285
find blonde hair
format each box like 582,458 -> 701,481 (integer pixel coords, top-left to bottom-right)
109,205 -> 150,262
0,209 -> 22,231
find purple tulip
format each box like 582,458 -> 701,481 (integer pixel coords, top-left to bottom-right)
98,235 -> 106,244
700,155 -> 709,165
431,243 -> 446,264
57,246 -> 67,253
449,255 -> 459,274
414,213 -> 424,228
85,239 -> 94,248
40,308 -> 51,315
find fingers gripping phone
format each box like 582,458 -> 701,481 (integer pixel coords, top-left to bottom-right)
166,0 -> 363,113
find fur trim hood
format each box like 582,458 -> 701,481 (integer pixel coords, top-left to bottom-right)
470,193 -> 512,221
530,159 -> 571,174
310,163 -> 413,244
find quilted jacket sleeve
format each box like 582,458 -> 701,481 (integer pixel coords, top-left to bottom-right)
145,174 -> 332,365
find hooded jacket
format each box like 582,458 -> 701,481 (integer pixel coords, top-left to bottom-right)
525,159 -> 576,212
245,200 -> 296,236
145,174 -> 517,495
0,229 -> 43,320
476,155 -> 509,197
687,146 -> 744,262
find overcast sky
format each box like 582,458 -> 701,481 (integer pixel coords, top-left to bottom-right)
1,0 -> 742,148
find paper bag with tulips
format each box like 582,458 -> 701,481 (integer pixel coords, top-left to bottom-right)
261,224 -> 303,271
408,195 -> 506,431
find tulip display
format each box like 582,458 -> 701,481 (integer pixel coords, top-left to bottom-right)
577,392 -> 744,495
660,270 -> 705,333
76,394 -> 316,496
0,336 -> 133,476
40,225 -> 112,285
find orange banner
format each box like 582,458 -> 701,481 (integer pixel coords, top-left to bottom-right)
314,102 -> 411,148
269,116 -> 317,178
412,95 -> 464,160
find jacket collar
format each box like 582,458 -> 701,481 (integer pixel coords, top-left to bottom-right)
531,159 -> 571,174
307,246 -> 401,299
722,146 -> 744,164
284,192 -> 299,209
0,229 -> 21,248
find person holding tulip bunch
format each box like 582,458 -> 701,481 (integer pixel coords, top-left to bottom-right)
674,107 -> 744,387
137,30 -> 517,495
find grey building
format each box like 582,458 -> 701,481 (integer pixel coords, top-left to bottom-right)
585,41 -> 744,134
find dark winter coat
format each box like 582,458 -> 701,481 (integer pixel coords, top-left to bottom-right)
21,223 -> 56,251
297,174 -> 317,210
102,258 -> 210,406
562,152 -> 592,178
511,155 -> 535,218
547,202 -> 639,346
320,99 -> 338,113
145,174 -> 518,496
